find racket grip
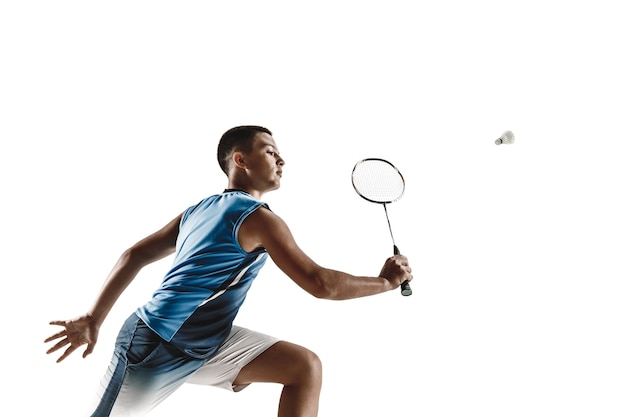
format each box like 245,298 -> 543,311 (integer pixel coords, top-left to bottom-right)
400,280 -> 412,296
393,245 -> 412,296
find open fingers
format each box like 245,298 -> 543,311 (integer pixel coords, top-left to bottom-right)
56,345 -> 78,363
44,329 -> 67,343
44,320 -> 68,342
46,337 -> 70,355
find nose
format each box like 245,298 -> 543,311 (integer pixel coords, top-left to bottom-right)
276,154 -> 285,166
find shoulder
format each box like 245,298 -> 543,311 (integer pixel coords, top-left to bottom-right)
243,204 -> 283,230
238,205 -> 289,252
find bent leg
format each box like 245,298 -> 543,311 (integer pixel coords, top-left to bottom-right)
233,341 -> 322,417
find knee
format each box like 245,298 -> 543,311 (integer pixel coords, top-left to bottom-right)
292,347 -> 322,386
305,349 -> 323,378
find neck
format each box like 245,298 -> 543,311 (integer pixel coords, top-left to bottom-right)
225,184 -> 263,200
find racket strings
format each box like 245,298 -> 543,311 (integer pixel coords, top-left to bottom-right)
352,160 -> 405,203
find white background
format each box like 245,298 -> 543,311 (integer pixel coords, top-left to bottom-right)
2,1 -> 625,416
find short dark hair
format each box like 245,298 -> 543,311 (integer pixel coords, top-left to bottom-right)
217,125 -> 272,175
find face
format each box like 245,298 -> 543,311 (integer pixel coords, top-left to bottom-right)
237,132 -> 285,192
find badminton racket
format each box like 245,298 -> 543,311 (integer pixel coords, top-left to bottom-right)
351,158 -> 412,296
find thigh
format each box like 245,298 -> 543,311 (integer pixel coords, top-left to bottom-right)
187,326 -> 278,392
233,340 -> 322,387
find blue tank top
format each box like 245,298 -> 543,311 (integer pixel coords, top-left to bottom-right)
136,190 -> 269,359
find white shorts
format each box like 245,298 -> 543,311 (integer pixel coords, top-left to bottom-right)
187,325 -> 279,392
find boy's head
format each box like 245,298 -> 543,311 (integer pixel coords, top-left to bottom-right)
217,126 -> 273,175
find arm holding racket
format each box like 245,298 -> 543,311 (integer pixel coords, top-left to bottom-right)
239,207 -> 412,300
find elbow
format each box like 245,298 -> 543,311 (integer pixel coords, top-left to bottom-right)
308,270 -> 338,300
310,285 -> 333,300
120,245 -> 151,269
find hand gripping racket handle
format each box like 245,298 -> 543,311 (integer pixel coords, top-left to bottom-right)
394,245 -> 412,296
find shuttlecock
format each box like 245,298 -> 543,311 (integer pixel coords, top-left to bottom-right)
495,130 -> 515,145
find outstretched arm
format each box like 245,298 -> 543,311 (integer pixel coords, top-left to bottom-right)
238,207 -> 412,300
45,214 -> 182,362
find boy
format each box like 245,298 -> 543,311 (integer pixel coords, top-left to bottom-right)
45,125 -> 413,416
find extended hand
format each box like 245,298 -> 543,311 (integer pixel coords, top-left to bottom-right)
379,254 -> 413,289
45,315 -> 100,363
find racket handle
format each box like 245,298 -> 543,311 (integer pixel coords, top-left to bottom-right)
393,245 -> 412,296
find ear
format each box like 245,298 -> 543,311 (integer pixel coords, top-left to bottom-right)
232,152 -> 246,169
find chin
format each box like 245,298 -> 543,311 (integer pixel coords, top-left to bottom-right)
269,182 -> 281,192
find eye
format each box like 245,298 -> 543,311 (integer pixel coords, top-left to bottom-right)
267,150 -> 275,156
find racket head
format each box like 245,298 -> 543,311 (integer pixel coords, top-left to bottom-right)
351,158 -> 405,204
